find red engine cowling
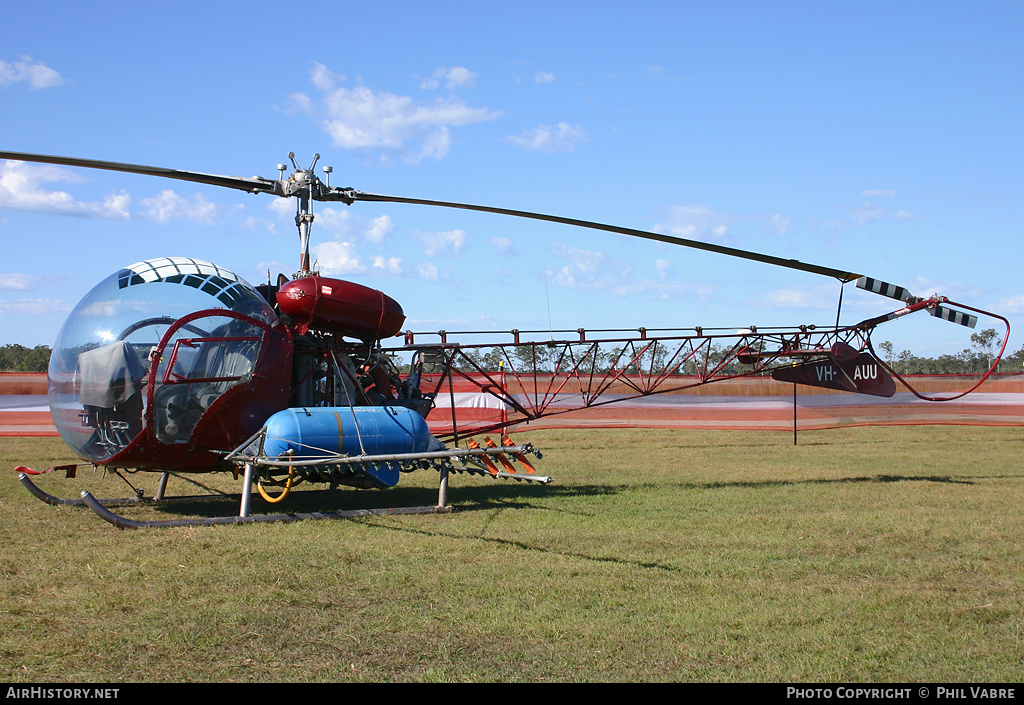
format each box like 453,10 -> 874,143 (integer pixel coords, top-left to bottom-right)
276,276 -> 405,341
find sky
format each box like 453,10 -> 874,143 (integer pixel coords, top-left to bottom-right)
1,1 -> 1022,359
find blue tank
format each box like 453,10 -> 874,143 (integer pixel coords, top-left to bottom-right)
262,406 -> 440,488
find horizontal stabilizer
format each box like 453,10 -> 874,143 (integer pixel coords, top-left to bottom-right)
856,276 -> 911,302
930,305 -> 978,328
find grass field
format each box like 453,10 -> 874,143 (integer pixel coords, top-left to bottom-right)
1,426 -> 1022,683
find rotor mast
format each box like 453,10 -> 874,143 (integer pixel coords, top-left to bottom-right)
284,152 -> 323,279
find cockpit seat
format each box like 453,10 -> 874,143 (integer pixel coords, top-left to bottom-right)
152,319 -> 260,444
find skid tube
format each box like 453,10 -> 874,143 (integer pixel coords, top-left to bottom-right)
21,471 -> 453,529
18,471 -> 231,508
24,432 -> 548,528
20,472 -> 138,507
79,490 -> 453,529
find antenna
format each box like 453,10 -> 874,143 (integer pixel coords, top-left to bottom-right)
543,270 -> 553,340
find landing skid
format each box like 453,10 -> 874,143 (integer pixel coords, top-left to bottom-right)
20,469 -> 454,529
19,472 -> 182,507
79,491 -> 452,528
18,435 -> 549,528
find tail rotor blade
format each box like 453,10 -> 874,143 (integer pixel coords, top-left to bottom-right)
930,306 -> 978,329
857,276 -> 979,329
856,276 -> 913,302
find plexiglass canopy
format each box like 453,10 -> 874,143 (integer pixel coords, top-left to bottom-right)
49,257 -> 277,462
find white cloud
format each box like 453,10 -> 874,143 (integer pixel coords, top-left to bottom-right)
141,190 -> 217,224
549,247 -> 720,301
0,273 -> 42,290
534,71 -> 556,84
420,229 -> 465,257
0,56 -> 64,89
899,276 -> 985,302
764,284 -> 866,311
849,201 -> 917,227
656,204 -> 797,246
78,298 -> 165,320
365,215 -> 395,243
826,219 -> 847,233
608,278 -> 714,300
0,298 -> 72,316
551,245 -> 631,290
763,288 -> 819,309
770,214 -> 791,235
420,66 -> 478,91
311,207 -> 354,238
311,240 -> 364,275
849,203 -> 888,227
371,256 -> 402,275
291,63 -> 500,163
0,161 -> 130,219
419,127 -> 453,161
490,236 -> 514,255
267,196 -> 294,220
510,122 -> 587,152
999,295 -> 1024,313
654,204 -> 731,242
861,189 -> 896,198
419,262 -> 439,281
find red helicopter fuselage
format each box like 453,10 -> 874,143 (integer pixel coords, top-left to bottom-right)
48,257 -> 405,473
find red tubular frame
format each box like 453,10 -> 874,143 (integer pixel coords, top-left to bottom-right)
390,297 -> 1011,440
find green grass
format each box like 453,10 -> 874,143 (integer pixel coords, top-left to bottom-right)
1,426 -> 1023,682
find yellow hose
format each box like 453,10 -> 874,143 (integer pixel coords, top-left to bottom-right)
256,467 -> 297,504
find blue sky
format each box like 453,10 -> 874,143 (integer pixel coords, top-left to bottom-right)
2,1 -> 1022,358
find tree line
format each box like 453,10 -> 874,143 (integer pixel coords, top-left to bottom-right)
876,329 -> 1024,375
0,344 -> 52,372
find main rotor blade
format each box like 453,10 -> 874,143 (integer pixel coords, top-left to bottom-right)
0,150 -> 278,195
347,191 -> 862,282
1,149 -> 861,281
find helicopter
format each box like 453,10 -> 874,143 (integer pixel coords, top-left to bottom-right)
1,149 -> 1010,528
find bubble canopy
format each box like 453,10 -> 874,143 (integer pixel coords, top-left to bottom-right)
49,257 -> 279,462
